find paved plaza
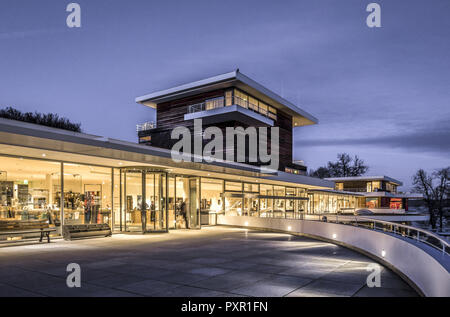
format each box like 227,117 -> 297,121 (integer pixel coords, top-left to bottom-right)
0,226 -> 418,297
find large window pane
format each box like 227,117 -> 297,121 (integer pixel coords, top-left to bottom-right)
201,178 -> 223,224
63,163 -> 112,226
0,156 -> 61,236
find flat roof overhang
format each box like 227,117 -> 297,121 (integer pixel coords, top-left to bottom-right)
326,176 -> 403,186
0,118 -> 333,190
136,70 -> 318,127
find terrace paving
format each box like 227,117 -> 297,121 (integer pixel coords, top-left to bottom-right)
0,226 -> 418,297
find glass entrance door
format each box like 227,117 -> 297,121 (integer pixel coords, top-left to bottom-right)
120,168 -> 167,233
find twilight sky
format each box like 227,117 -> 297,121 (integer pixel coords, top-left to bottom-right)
0,0 -> 449,190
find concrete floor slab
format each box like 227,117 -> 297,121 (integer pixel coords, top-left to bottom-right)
0,227 -> 418,297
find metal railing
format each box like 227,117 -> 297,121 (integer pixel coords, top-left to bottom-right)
335,188 -> 397,193
136,121 -> 156,132
301,214 -> 450,255
187,96 -> 277,121
188,97 -> 224,114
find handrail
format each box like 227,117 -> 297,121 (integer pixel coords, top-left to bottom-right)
187,96 -> 277,120
136,121 -> 156,132
302,214 -> 449,256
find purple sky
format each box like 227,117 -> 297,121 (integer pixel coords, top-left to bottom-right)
1,0 -> 449,190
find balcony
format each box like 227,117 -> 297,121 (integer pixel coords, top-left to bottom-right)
136,121 -> 156,132
184,96 -> 275,127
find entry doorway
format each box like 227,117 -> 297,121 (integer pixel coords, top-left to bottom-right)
119,168 -> 168,233
174,176 -> 200,229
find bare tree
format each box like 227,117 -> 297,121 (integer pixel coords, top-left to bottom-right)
309,153 -> 369,179
433,167 -> 449,231
327,153 -> 369,177
309,167 -> 332,179
413,167 -> 449,230
413,169 -> 436,229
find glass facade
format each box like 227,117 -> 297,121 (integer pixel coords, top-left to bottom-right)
225,89 -> 277,120
0,157 -> 61,233
0,154 -> 368,241
63,163 -> 112,226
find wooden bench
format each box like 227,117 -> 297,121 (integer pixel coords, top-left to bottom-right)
0,220 -> 57,243
62,223 -> 112,241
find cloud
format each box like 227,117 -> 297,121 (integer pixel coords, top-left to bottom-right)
295,119 -> 450,154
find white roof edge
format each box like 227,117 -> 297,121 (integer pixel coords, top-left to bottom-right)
135,70 -> 318,124
326,176 -> 403,186
135,71 -> 238,103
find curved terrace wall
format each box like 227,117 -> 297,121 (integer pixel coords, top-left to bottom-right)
217,215 -> 450,297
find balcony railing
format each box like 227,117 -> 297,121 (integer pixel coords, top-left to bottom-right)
136,121 -> 156,132
261,213 -> 450,255
335,188 -> 396,193
187,96 -> 277,121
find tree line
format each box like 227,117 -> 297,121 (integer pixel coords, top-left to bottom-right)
0,107 -> 81,132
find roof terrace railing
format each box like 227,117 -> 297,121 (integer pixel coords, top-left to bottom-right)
136,121 -> 156,132
187,96 -> 277,121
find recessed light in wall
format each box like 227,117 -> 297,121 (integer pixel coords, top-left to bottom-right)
244,222 -> 249,227
118,162 -> 123,165
332,233 -> 337,239
381,249 -> 386,257
287,226 -> 292,231
42,154 -> 46,157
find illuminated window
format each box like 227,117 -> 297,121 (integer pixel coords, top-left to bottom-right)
139,136 -> 151,143
259,102 -> 268,116
225,90 -> 233,106
248,97 -> 258,111
234,90 -> 248,108
225,181 -> 242,192
205,97 -> 224,110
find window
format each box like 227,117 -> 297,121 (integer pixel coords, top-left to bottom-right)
225,181 -> 242,192
225,90 -> 233,106
244,183 -> 259,193
268,106 -> 277,120
201,178 -> 224,214
139,136 -> 151,143
372,181 -> 381,192
63,163 -> 112,226
0,156 -> 61,232
258,102 -> 268,116
205,97 -> 224,110
234,90 -> 248,108
366,198 -> 378,208
248,97 -> 258,111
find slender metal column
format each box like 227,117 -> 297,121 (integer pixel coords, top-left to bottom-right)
142,171 -> 146,233
123,171 -> 126,232
165,172 -> 169,233
60,162 -> 64,227
199,177 -> 202,229
111,168 -> 114,231
119,170 -> 122,232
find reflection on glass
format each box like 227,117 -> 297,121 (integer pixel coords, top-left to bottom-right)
0,156 -> 61,235
63,163 -> 112,226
